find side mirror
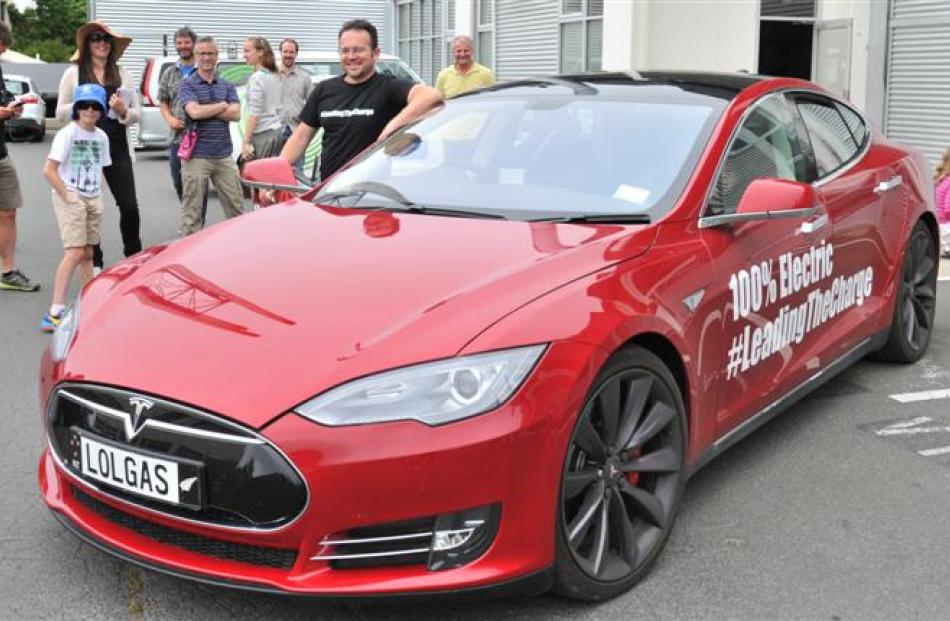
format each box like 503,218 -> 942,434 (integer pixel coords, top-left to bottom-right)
701,178 -> 819,228
240,157 -> 310,208
736,178 -> 816,215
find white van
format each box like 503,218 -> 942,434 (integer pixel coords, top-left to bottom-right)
137,52 -> 421,152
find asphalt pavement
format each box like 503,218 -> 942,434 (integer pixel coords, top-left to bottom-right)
2,137 -> 950,620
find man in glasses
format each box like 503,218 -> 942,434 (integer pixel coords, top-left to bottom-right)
178,36 -> 244,236
280,19 -> 442,182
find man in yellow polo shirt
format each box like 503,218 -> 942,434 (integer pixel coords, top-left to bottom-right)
435,35 -> 495,99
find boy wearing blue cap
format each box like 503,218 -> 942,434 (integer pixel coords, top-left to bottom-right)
40,83 -> 111,332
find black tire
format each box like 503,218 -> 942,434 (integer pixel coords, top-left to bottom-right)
876,220 -> 938,363
554,346 -> 687,601
30,125 -> 45,142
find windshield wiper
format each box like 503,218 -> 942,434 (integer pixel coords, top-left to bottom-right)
528,213 -> 652,224
316,182 -> 506,219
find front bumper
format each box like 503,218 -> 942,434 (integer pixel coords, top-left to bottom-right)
38,341 -> 603,597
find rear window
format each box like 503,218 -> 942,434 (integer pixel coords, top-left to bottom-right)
4,80 -> 28,96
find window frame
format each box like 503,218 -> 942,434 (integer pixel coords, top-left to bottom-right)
701,89 -> 873,223
476,0 -> 495,72
558,0 -> 604,74
396,0 -> 452,84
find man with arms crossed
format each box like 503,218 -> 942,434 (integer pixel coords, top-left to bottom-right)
178,36 -> 244,236
280,19 -> 442,182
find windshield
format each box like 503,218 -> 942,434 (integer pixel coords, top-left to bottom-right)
319,96 -> 720,220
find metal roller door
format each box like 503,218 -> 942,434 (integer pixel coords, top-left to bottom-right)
884,0 -> 950,166
495,0 -> 558,80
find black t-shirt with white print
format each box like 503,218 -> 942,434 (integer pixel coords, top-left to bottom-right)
298,72 -> 414,180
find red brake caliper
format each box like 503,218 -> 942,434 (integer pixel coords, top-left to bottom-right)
625,448 -> 642,486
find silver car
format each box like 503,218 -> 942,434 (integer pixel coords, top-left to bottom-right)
3,73 -> 46,142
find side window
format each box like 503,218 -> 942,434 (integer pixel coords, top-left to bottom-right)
708,94 -> 806,216
795,96 -> 858,177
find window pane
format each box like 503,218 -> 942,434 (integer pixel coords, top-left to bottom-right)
399,3 -> 412,38
446,0 -> 456,31
421,0 -> 431,36
710,96 -> 804,215
422,38 -> 432,83
479,0 -> 493,25
587,19 -> 603,71
561,0 -> 583,14
560,22 -> 584,73
478,31 -> 493,68
399,41 -> 412,65
835,102 -> 867,148
797,99 -> 858,176
588,0 -> 604,16
760,0 -> 816,18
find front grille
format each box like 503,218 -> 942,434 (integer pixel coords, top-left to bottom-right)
315,516 -> 435,569
75,488 -> 297,569
47,383 -> 308,530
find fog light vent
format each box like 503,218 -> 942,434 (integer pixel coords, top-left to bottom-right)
427,504 -> 501,571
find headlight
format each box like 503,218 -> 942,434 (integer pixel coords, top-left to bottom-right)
50,297 -> 80,362
295,344 -> 546,427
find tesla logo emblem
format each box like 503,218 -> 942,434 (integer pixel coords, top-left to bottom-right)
125,397 -> 155,440
607,463 -> 618,479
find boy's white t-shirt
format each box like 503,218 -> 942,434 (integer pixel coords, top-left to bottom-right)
48,122 -> 112,198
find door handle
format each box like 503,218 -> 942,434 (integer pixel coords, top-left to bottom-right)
874,175 -> 903,194
800,213 -> 828,234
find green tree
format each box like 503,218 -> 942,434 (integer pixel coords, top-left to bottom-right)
8,0 -> 87,62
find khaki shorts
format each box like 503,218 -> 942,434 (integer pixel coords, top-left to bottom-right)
0,157 -> 24,210
52,190 -> 103,248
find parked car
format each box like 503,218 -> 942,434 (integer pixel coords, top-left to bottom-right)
38,72 -> 939,601
3,73 -> 46,142
137,52 -> 420,164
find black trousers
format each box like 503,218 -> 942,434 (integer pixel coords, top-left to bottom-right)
92,150 -> 142,268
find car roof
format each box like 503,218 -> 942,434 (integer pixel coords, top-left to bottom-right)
3,73 -> 33,82
456,71 -> 776,104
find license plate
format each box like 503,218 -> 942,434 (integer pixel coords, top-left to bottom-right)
70,429 -> 204,509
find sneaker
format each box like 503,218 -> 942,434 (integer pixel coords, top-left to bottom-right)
41,312 -> 62,333
0,269 -> 40,292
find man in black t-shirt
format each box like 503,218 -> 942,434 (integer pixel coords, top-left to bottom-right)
280,19 -> 443,181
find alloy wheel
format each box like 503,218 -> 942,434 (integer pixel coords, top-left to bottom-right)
561,367 -> 685,582
900,227 -> 937,351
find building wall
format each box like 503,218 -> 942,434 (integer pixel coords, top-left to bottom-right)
644,0 -> 758,73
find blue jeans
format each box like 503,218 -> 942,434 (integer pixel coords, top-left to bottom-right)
169,143 -> 208,224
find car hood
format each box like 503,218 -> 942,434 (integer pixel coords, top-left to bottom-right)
63,202 -> 655,428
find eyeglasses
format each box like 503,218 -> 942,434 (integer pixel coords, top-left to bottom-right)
196,51 -> 218,57
88,32 -> 113,44
339,46 -> 370,57
75,102 -> 101,111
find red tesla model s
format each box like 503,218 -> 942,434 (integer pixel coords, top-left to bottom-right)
38,72 -> 939,601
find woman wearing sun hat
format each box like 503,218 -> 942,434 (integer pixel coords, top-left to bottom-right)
56,21 -> 142,271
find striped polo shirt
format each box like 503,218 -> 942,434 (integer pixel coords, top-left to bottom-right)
179,72 -> 239,159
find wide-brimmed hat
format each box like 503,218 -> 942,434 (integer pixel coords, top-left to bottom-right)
70,21 -> 132,62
